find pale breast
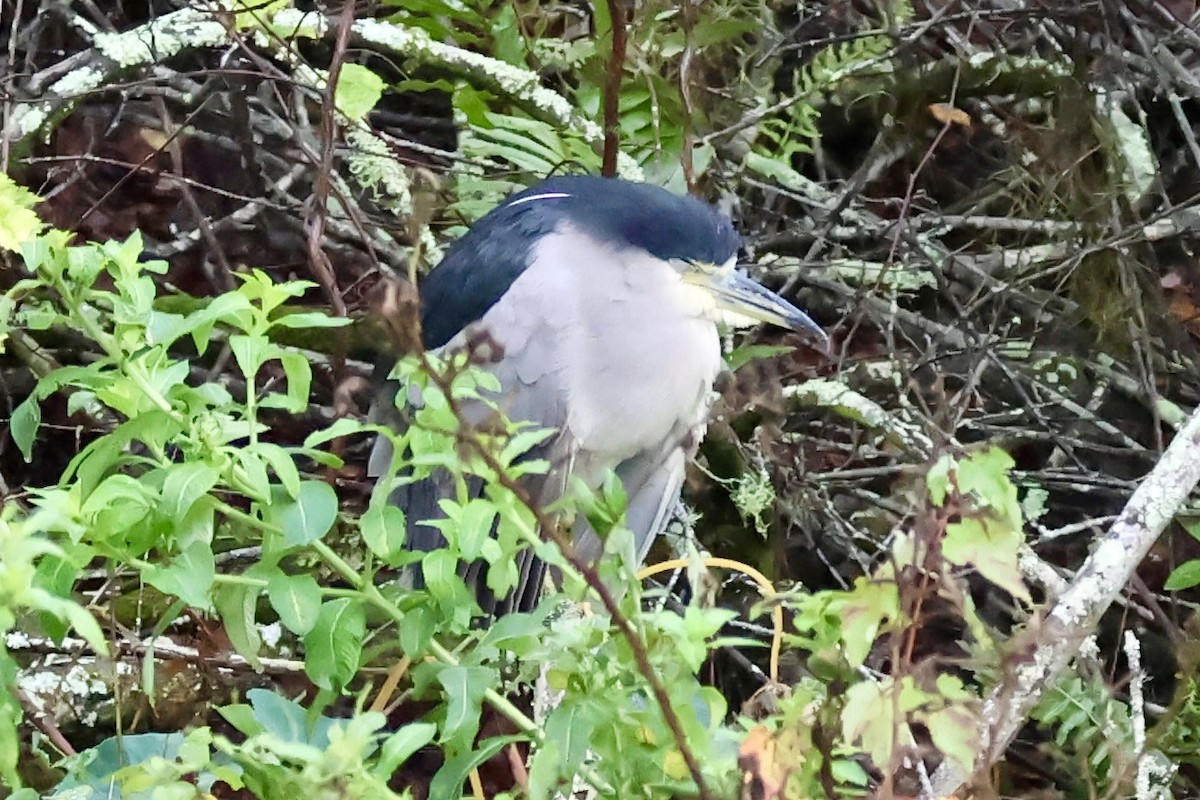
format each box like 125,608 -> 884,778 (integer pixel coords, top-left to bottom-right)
443,224 -> 723,485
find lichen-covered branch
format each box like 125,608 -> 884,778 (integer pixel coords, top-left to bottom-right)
926,403 -> 1200,797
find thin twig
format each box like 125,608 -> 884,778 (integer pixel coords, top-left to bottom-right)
600,0 -> 627,177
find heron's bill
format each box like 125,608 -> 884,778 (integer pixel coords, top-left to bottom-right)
683,265 -> 829,346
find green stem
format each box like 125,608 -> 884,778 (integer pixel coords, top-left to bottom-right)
309,540 -> 543,738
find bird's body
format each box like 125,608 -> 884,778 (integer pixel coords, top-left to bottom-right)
454,222 -> 724,562
370,176 -> 824,615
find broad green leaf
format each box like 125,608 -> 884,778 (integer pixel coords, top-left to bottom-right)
0,174 -> 44,251
725,343 -> 794,372
267,572 -> 321,635
270,351 -> 312,412
436,665 -> 496,749
34,551 -> 88,641
229,333 -> 270,380
10,394 -> 40,462
234,448 -> 272,501
831,758 -> 871,788
81,474 -> 155,548
215,703 -> 262,738
1165,559 -> 1200,591
943,517 -> 1029,602
276,480 -> 338,547
60,603 -> 108,655
926,454 -> 953,506
545,698 -> 601,775
143,541 -> 215,610
925,703 -> 980,773
429,735 -> 523,800
372,723 -> 437,778
334,63 -> 386,121
476,606 -> 552,657
498,425 -> 555,466
842,679 -> 897,769
303,598 -> 365,690
398,605 -> 435,657
304,417 -> 376,447
955,446 -> 1018,516
160,463 -> 219,522
361,501 -> 406,562
422,550 -> 476,625
456,499 -> 496,561
254,443 -> 301,498
271,311 -> 352,329
213,581 -> 262,669
829,577 -> 900,668
51,733 -> 186,794
246,688 -> 337,747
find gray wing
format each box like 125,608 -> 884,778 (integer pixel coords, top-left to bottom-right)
571,424 -> 697,567
367,285 -> 579,614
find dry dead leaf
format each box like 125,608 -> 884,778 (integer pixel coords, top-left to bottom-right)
739,724 -> 790,800
929,103 -> 972,127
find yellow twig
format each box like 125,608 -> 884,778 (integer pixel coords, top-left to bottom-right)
369,655 -> 412,713
637,557 -> 783,683
469,767 -> 486,799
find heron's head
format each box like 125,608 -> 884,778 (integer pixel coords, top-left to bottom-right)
419,175 -> 828,349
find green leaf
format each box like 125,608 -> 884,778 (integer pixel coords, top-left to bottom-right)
725,343 -> 794,372
143,541 -> 215,610
216,703 -> 262,738
267,572 -> 322,635
956,446 -> 1017,514
421,549 -> 475,624
476,606 -> 552,657
160,463 -> 219,522
60,603 -> 108,655
829,577 -> 900,668
335,63 -> 386,120
271,311 -> 352,329
430,736 -> 523,800
361,501 -> 406,562
269,351 -> 312,412
254,443 -> 301,498
841,679 -> 897,769
247,688 -> 338,747
373,722 -> 438,778
399,605 -> 435,657
229,333 -> 270,380
926,454 -> 953,506
1165,559 -> 1200,591
304,417 -> 376,447
0,174 -> 45,251
925,703 -> 980,773
303,598 -> 365,690
437,665 -> 495,749
34,551 -> 88,641
544,699 -> 601,775
943,517 -> 1029,602
831,757 -> 871,788
276,480 -> 339,547
456,499 -> 497,561
52,732 -> 187,793
9,393 -> 40,462
213,581 -> 262,669
234,447 -> 272,501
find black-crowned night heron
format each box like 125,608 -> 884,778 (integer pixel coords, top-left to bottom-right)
370,175 -> 826,615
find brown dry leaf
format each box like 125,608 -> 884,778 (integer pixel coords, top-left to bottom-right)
929,103 -> 972,127
138,126 -> 171,151
739,725 -> 789,800
1168,292 -> 1200,339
